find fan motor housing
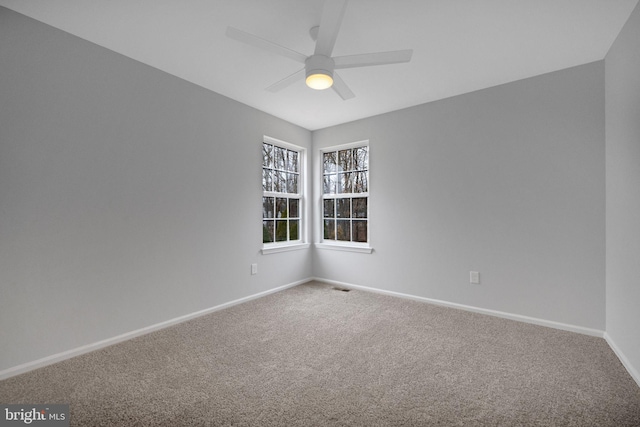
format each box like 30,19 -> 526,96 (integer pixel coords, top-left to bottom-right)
305,54 -> 335,80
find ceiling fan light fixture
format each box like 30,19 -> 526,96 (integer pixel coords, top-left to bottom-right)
305,54 -> 335,90
306,72 -> 334,90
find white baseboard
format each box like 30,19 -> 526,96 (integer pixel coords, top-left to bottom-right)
312,277 -> 605,338
604,333 -> 640,388
0,278 -> 311,381
7,277 -> 635,390
313,278 -> 640,388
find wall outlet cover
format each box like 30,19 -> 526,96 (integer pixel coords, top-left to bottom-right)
470,271 -> 480,284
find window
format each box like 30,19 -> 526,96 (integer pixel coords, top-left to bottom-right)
322,142 -> 369,244
262,137 -> 303,246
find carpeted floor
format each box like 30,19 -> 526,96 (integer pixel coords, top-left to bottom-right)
1,281 -> 639,426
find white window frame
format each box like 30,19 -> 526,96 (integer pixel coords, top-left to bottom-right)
261,136 -> 309,255
316,140 -> 373,254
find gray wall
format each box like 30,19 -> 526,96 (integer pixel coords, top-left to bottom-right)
606,1 -> 640,381
0,7 -> 312,372
313,62 -> 606,330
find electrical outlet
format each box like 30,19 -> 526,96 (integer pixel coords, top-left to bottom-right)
470,271 -> 480,284
251,263 -> 258,275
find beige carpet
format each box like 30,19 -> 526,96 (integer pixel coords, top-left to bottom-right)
1,281 -> 639,426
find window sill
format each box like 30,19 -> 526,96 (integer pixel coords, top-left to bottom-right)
315,243 -> 374,254
261,243 -> 310,255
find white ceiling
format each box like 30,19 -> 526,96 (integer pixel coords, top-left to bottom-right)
1,0 -> 637,130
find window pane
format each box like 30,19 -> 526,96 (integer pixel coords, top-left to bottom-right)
263,220 -> 274,243
339,172 -> 353,194
276,198 -> 288,218
324,219 -> 335,240
323,152 -> 336,173
336,220 -> 351,241
274,171 -> 286,193
323,174 -> 336,194
274,146 -> 286,170
353,146 -> 368,170
352,171 -> 368,193
353,220 -> 368,242
338,149 -> 353,172
275,220 -> 288,241
352,197 -> 367,218
263,143 -> 273,168
262,168 -> 272,192
288,150 -> 299,172
289,220 -> 299,240
262,197 -> 274,218
337,199 -> 351,218
287,173 -> 298,194
323,199 -> 335,218
289,199 -> 299,218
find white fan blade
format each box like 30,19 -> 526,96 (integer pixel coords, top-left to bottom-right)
226,27 -> 307,64
334,49 -> 413,69
266,68 -> 306,92
331,72 -> 355,100
314,0 -> 348,57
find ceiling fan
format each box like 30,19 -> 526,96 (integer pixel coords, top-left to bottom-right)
226,0 -> 413,100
